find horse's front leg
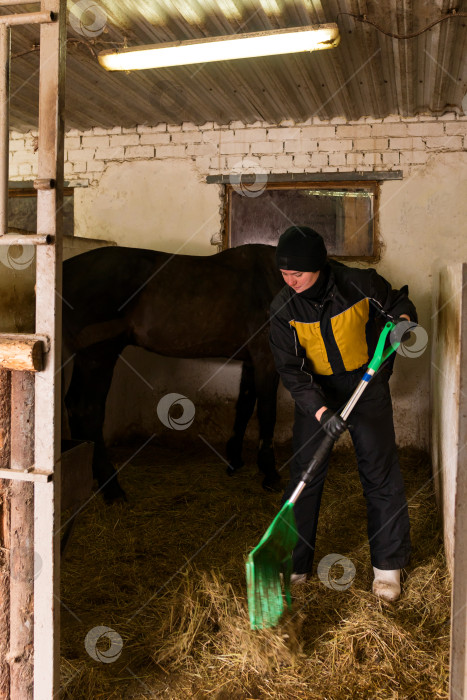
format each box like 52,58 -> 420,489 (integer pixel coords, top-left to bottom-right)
65,342 -> 127,504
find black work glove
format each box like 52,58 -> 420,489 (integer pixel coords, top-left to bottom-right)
319,409 -> 347,440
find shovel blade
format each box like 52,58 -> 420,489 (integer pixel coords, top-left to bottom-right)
246,501 -> 298,629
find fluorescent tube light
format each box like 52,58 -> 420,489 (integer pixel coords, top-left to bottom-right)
98,24 -> 340,71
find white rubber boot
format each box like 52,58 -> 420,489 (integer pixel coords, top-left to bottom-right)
372,567 -> 401,602
280,572 -> 308,586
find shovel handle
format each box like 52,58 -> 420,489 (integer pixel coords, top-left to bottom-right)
301,434 -> 335,483
289,321 -> 399,507
288,433 -> 335,505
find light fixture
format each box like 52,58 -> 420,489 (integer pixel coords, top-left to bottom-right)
98,24 -> 340,72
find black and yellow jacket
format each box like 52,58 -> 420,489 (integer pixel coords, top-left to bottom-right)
269,260 -> 417,416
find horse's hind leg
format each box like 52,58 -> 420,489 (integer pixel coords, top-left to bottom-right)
226,362 -> 256,475
65,339 -> 126,503
253,358 -> 281,492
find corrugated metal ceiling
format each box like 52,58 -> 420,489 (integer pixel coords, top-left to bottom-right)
5,0 -> 467,130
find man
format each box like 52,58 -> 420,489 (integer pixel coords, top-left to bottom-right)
269,225 -> 417,602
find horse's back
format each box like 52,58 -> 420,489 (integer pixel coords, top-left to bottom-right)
63,244 -> 283,358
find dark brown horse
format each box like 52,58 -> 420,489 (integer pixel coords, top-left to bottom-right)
62,243 -> 284,502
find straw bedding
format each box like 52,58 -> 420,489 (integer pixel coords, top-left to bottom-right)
60,441 -> 450,699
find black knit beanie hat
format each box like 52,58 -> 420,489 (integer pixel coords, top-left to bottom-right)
276,225 -> 327,272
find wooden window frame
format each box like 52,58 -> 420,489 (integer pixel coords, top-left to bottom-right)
223,180 -> 382,262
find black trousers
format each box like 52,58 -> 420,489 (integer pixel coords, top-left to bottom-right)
282,368 -> 411,574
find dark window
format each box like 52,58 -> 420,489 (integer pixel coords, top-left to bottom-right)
225,182 -> 378,259
8,186 -> 74,235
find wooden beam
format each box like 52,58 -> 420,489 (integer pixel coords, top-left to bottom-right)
0,336 -> 45,372
0,12 -> 54,27
0,368 -> 11,697
9,371 -> 34,698
0,234 -> 53,245
206,171 -> 404,184
0,1 -> 41,6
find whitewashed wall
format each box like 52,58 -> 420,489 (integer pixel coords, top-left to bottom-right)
4,114 -> 467,449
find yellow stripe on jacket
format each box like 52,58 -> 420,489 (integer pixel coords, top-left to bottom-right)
289,319 -> 332,375
289,297 -> 370,376
331,298 -> 370,371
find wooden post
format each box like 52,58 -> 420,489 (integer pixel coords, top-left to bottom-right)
450,263 -> 467,700
0,368 -> 11,698
0,15 -> 11,698
9,372 -> 34,698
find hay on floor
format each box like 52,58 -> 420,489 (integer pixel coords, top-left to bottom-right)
60,443 -> 450,699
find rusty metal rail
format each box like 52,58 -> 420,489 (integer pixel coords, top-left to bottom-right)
0,467 -> 53,482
